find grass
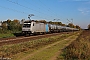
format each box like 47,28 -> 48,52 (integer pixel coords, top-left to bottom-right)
0,31 -> 79,60
0,33 -> 15,38
19,32 -> 79,60
13,32 -> 79,60
27,37 -> 74,60
27,42 -> 64,60
58,30 -> 90,60
0,32 -> 74,59
0,30 -> 22,38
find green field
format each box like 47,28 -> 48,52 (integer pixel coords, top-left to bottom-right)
0,31 -> 82,60
0,33 -> 15,38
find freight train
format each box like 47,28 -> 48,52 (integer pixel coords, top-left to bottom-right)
22,20 -> 79,35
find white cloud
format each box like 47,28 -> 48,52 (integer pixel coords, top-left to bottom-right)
78,8 -> 90,15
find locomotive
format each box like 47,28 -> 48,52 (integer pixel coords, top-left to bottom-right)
22,20 -> 79,35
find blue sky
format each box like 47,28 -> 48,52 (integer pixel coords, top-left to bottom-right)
0,0 -> 90,29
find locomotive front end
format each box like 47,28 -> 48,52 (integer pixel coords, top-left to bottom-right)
22,21 -> 31,34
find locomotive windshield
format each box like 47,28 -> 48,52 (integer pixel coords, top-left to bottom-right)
23,24 -> 31,27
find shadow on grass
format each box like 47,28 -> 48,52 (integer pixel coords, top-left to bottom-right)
13,32 -> 23,37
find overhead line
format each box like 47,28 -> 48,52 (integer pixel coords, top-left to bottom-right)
0,5 -> 50,20
0,5 -> 27,14
29,0 -> 55,18
39,0 -> 60,19
6,0 -> 54,20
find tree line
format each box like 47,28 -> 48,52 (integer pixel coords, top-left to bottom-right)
48,21 -> 81,30
34,20 -> 81,30
0,19 -> 22,33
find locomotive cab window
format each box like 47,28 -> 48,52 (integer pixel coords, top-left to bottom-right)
23,24 -> 31,27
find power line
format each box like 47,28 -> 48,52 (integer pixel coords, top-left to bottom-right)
28,0 -> 55,18
39,0 -> 60,19
0,5 -> 50,20
0,5 -> 27,14
6,0 -> 54,20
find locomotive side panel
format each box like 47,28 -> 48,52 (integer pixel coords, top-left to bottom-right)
31,22 -> 45,33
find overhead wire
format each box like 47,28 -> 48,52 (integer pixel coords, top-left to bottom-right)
38,0 -> 60,21
0,5 -> 49,20
6,0 -> 53,20
0,5 -> 27,14
30,0 -> 56,21
24,0 -> 54,19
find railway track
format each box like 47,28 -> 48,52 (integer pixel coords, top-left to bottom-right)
0,32 -> 70,46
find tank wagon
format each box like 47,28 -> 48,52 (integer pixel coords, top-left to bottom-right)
22,20 -> 79,35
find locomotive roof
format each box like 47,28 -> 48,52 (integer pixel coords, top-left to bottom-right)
24,20 -> 35,23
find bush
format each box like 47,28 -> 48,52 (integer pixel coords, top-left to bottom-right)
60,31 -> 90,60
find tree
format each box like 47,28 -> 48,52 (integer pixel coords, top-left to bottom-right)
7,19 -> 11,24
13,19 -> 20,23
88,24 -> 90,30
38,20 -> 47,23
61,24 -> 66,26
58,22 -> 62,25
2,22 -> 7,30
8,20 -> 21,32
68,23 -> 74,28
75,25 -> 81,30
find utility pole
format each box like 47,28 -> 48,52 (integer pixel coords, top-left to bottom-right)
71,19 -> 73,32
67,19 -> 74,32
67,19 -> 73,27
53,19 -> 60,21
71,18 -> 73,27
53,19 -> 60,25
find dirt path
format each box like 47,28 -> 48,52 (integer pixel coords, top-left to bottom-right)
19,34 -> 78,60
49,35 -> 78,60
